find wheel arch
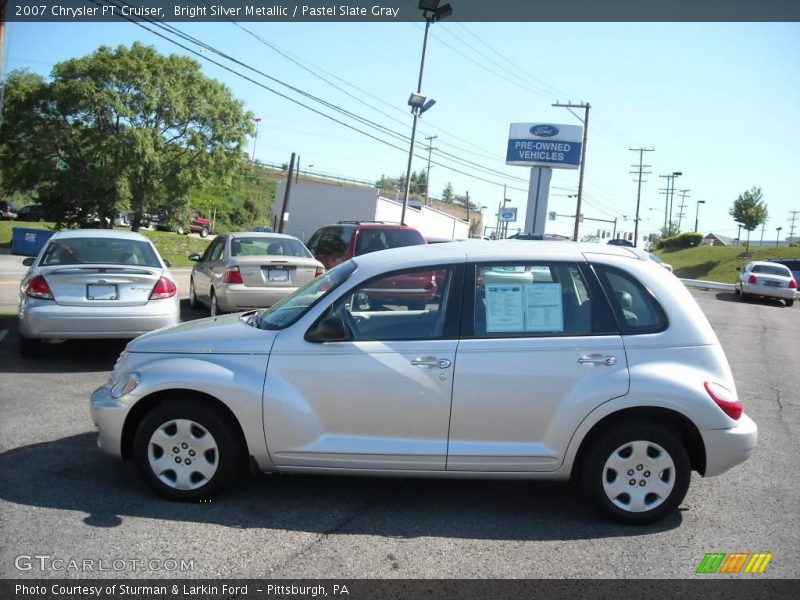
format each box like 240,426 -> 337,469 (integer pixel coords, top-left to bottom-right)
121,389 -> 249,464
570,406 -> 706,482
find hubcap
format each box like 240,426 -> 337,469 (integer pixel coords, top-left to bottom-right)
601,440 -> 675,513
147,419 -> 219,490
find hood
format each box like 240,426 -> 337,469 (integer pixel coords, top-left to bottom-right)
128,312 -> 278,354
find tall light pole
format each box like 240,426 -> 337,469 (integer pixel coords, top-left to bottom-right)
400,0 -> 452,225
251,117 -> 262,163
694,200 -> 705,233
776,227 -> 783,247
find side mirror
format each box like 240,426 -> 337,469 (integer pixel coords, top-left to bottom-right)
305,314 -> 347,343
188,253 -> 201,262
163,258 -> 172,267
22,257 -> 35,266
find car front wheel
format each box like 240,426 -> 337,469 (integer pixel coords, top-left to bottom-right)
786,298 -> 795,307
200,227 -> 209,238
188,278 -> 198,310
582,421 -> 690,524
133,398 -> 243,501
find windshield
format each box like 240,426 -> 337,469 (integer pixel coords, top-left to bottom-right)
255,260 -> 357,330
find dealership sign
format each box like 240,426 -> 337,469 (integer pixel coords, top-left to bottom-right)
506,123 -> 583,169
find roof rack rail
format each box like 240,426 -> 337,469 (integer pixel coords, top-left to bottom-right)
336,220 -> 404,225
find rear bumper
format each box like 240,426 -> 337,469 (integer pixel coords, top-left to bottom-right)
216,285 -> 297,311
741,283 -> 795,300
700,413 -> 758,477
19,298 -> 180,339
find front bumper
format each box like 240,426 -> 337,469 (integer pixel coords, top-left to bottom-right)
701,413 -> 758,477
90,384 -> 138,459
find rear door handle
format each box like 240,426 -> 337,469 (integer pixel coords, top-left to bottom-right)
578,354 -> 617,366
411,357 -> 452,369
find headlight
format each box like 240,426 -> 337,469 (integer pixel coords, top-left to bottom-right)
110,372 -> 140,398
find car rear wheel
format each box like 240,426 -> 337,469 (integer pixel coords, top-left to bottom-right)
133,398 -> 243,501
188,278 -> 198,309
786,299 -> 795,307
582,421 -> 690,524
200,227 -> 209,238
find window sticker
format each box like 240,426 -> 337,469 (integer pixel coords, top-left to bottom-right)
484,282 -> 564,333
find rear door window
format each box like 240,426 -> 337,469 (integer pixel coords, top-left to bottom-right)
594,265 -> 667,334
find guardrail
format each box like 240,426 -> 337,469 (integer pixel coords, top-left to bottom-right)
680,279 -> 734,292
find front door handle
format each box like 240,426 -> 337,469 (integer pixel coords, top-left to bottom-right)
578,354 -> 617,366
411,357 -> 452,369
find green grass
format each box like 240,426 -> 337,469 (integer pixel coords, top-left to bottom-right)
654,245 -> 800,282
0,221 -> 209,267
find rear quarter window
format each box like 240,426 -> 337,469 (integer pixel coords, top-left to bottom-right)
593,265 -> 668,334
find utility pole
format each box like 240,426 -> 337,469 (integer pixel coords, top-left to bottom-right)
465,191 -> 470,236
278,153 -> 296,234
658,172 -> 681,236
629,147 -> 654,248
789,210 -> 799,242
553,101 -> 591,241
676,189 -> 690,233
424,135 -> 437,205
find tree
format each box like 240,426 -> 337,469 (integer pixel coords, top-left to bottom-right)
729,186 -> 768,252
441,182 -> 454,203
0,43 -> 254,230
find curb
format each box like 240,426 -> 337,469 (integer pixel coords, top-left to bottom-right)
680,279 -> 734,292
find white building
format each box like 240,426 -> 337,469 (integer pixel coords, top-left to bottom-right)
273,181 -> 470,242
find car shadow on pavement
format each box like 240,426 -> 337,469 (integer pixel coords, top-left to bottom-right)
714,292 -> 789,307
0,432 -> 682,541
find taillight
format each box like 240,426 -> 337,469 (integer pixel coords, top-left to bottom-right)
223,266 -> 244,284
748,275 -> 757,284
314,266 -> 325,278
790,279 -> 797,289
704,381 -> 742,420
24,275 -> 54,300
150,277 -> 177,300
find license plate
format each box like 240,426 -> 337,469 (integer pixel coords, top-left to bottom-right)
764,280 -> 781,287
87,284 -> 118,300
267,269 -> 289,282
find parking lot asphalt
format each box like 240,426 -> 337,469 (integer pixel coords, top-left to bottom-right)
0,251 -> 798,579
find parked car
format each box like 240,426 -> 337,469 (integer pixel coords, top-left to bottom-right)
0,200 -> 18,220
18,230 -> 180,356
607,238 -> 634,247
305,221 -> 426,270
91,241 -> 756,523
735,261 -> 796,306
188,232 -> 324,316
15,204 -> 49,222
768,258 -> 800,292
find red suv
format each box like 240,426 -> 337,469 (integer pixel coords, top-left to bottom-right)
306,222 -> 433,309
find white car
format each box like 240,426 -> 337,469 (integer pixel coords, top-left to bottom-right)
91,242 -> 756,524
735,261 -> 796,307
19,230 -> 180,356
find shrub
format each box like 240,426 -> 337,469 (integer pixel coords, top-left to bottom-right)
656,232 -> 703,250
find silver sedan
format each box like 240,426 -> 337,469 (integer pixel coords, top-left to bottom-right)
735,260 -> 796,307
188,232 -> 324,316
18,229 -> 180,356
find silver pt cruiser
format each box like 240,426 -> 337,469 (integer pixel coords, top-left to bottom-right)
91,241 -> 757,523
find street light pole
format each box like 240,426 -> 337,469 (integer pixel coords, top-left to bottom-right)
694,200 -> 705,233
401,2 -> 451,226
776,227 -> 783,247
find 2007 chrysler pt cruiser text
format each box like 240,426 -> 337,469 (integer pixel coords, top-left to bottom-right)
91,241 -> 757,524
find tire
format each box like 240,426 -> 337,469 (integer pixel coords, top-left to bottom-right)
200,227 -> 209,238
19,334 -> 42,358
786,299 -> 795,307
188,278 -> 198,310
133,398 -> 243,501
210,289 -> 220,317
582,420 -> 690,524
734,285 -> 741,298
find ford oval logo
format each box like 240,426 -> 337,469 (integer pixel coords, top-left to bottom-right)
531,125 -> 559,137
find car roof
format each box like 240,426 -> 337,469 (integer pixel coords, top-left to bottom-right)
750,260 -> 791,267
49,229 -> 152,242
349,239 -> 644,270
226,232 -> 299,240
332,221 -> 419,230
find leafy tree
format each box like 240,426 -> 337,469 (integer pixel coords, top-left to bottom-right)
729,186 -> 768,251
0,43 -> 254,230
441,182 -> 454,203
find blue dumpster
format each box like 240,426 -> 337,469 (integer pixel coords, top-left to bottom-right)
11,227 -> 55,256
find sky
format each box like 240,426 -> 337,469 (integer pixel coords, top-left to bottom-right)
4,16 -> 800,241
